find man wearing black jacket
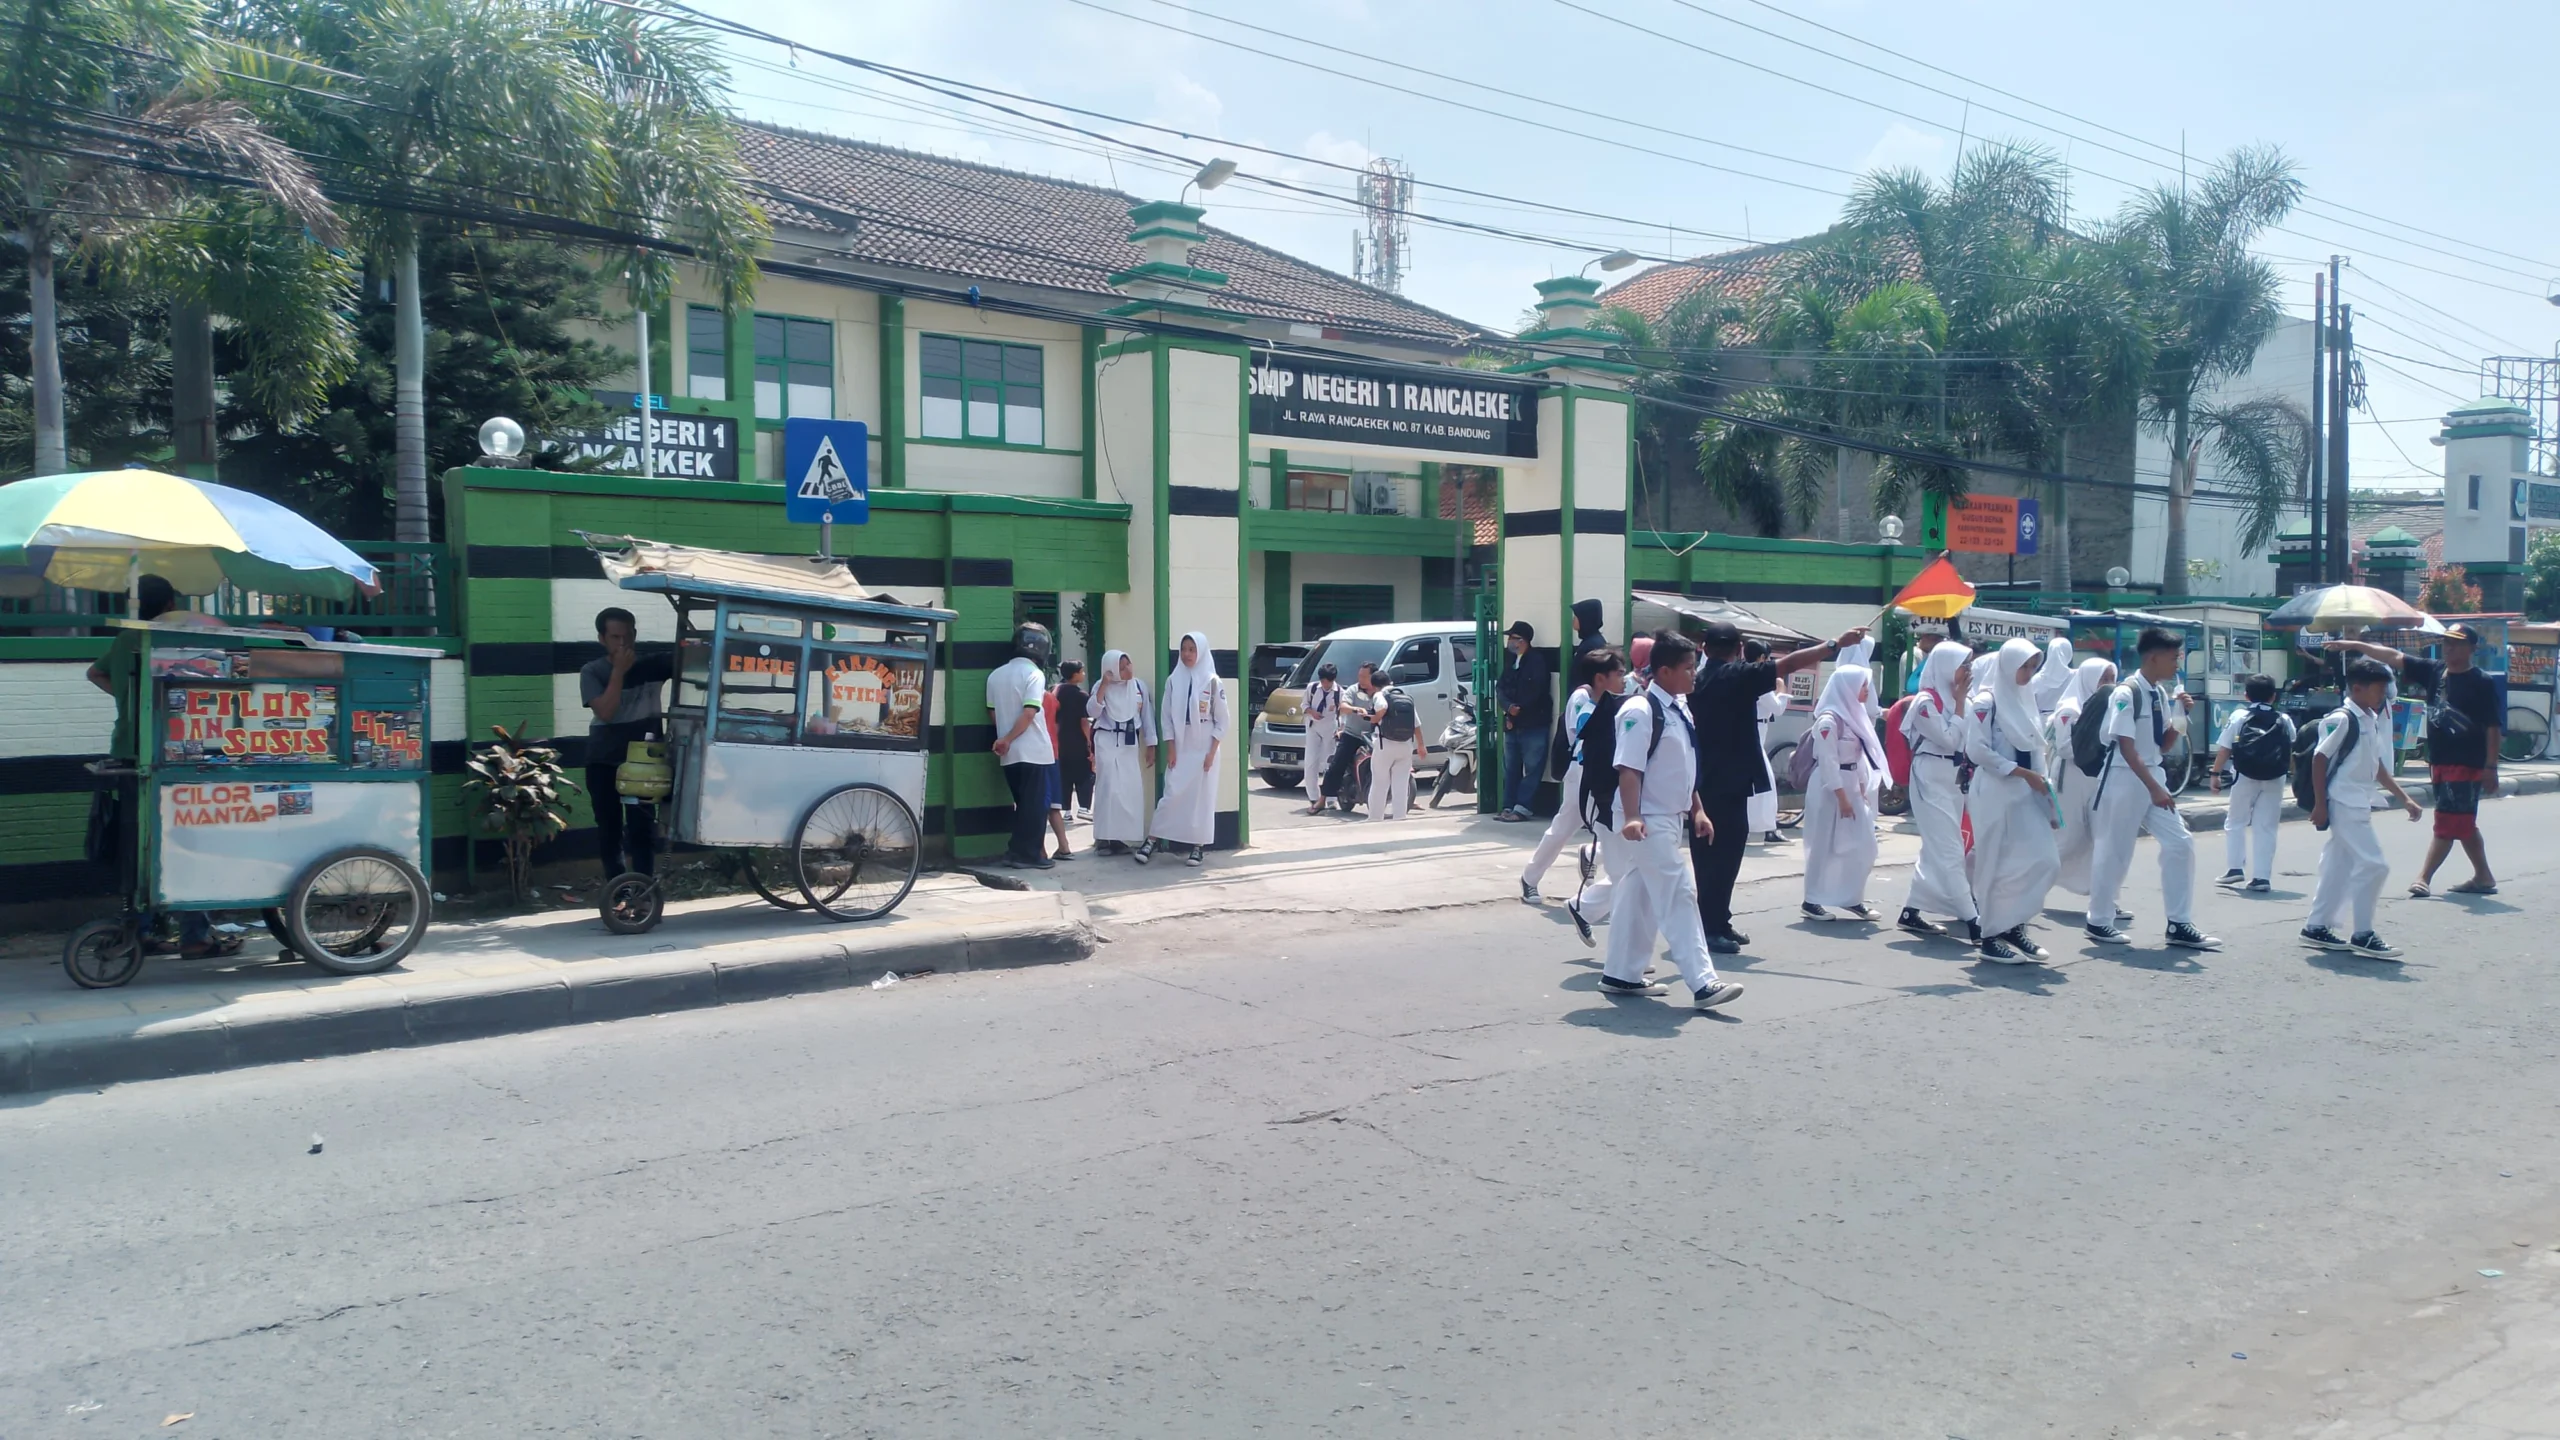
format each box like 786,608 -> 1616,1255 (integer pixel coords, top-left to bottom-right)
1496,620 -> 1553,819
1687,620 -> 1866,951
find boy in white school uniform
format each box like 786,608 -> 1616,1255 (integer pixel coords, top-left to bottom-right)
2301,658 -> 2424,958
1595,632 -> 1744,1012
2209,673 -> 2294,893
2084,627 -> 2220,950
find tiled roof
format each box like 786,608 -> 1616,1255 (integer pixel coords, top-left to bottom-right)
1598,240 -> 1803,324
735,123 -> 1490,350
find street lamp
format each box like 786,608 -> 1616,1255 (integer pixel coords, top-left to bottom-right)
2105,565 -> 2131,590
1877,514 -> 1904,544
478,416 -> 525,466
1183,157 -> 1238,204
1581,248 -> 1640,276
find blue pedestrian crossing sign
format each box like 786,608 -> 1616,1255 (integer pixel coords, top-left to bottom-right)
783,418 -> 869,525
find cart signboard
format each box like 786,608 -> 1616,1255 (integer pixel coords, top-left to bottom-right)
161,683 -> 340,764
2509,642 -> 2554,690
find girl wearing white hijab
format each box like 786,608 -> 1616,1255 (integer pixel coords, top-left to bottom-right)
1087,650 -> 1154,856
1800,663 -> 1885,921
1966,636 -> 2064,962
2030,636 -> 2076,716
1895,642 -> 1980,941
2049,657 -> 2119,898
1142,631 -> 1228,866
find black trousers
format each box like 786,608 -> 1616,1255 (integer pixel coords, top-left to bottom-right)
1322,732 -> 1365,799
586,765 -> 657,877
1691,790 -> 1751,934
1003,761 -> 1050,862
1059,741 -> 1094,810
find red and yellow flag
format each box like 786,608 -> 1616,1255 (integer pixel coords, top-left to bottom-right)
1889,555 -> 1976,621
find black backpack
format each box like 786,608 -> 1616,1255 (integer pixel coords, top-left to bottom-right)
1576,691 -> 1668,826
2229,704 -> 2291,781
2069,684 -> 2122,778
1378,688 -> 1419,742
2292,706 -> 2360,818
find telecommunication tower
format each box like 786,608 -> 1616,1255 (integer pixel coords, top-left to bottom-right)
2484,351 -> 2560,476
1350,158 -> 1413,294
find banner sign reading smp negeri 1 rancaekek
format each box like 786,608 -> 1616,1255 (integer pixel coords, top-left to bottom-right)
1248,356 -> 1539,460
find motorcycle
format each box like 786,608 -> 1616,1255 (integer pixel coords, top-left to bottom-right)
1319,728 -> 1373,816
1429,687 -> 1478,808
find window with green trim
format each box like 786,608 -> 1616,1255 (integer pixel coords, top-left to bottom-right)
919,335 -> 1044,446
753,315 -> 834,421
685,305 -> 727,401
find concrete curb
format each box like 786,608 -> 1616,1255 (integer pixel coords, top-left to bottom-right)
2178,765 -> 2560,833
4,909 -> 1099,1099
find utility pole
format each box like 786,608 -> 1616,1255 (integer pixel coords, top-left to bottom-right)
2308,268 -> 2327,587
2328,255 -> 2353,584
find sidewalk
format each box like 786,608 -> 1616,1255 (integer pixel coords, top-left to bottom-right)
0,876 -> 1091,1097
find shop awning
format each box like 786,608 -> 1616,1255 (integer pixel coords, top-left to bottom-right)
587,534 -> 957,623
1630,590 -> 1816,646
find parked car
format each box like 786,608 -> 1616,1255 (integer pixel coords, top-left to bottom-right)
1246,642 -> 1311,711
1251,622 -> 1477,790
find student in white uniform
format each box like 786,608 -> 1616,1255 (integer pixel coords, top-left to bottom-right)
2031,636 -> 2076,717
1799,664 -> 1884,922
2048,656 -> 2118,899
1300,662 -> 1344,815
2209,672 -> 2294,893
1744,640 -> 1787,844
1966,637 -> 2064,962
1140,631 -> 1227,867
1896,642 -> 1980,943
1365,677 -> 1419,822
2301,659 -> 2423,957
1521,648 -> 1626,945
1595,632 -> 1744,1011
1087,651 -> 1155,857
2085,627 -> 2218,949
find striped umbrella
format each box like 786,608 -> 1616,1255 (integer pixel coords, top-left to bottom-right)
0,471 -> 378,601
2262,584 -> 2428,632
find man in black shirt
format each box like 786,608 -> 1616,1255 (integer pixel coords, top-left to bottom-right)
1687,620 -> 1868,951
1496,620 -> 1555,820
581,607 -> 676,879
2325,629 -> 2500,895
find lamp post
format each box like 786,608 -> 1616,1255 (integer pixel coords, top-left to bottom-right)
1581,249 -> 1640,277
477,416 -> 525,468
1181,157 -> 1238,206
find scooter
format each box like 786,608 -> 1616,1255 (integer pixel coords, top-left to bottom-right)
1429,688 -> 1478,808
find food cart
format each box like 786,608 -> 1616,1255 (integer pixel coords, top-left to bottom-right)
65,623 -> 435,988
2151,601 -> 2275,742
2503,622 -> 2555,760
2065,609 -> 2206,790
586,537 -> 954,933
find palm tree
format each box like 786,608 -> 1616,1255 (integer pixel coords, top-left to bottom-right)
2113,145 -> 2310,596
1997,239 -> 2152,592
253,0 -> 765,541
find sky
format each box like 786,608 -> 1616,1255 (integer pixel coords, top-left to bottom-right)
692,0 -> 2560,493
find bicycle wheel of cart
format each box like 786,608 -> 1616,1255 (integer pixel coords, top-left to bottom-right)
599,872 -> 664,934
2502,705 -> 2549,763
286,847 -> 429,974
63,917 -> 144,989
792,783 -> 922,921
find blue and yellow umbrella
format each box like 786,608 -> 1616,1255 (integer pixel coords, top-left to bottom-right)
0,470 -> 378,600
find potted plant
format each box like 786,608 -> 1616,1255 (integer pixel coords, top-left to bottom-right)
460,725 -> 580,901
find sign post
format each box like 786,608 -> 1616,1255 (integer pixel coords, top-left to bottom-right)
783,417 -> 870,559
1921,493 -> 2039,557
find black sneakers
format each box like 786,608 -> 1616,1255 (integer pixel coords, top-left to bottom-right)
1520,877 -> 1541,906
1598,974 -> 1666,996
1802,903 -> 1832,921
2215,869 -> 2246,887
1897,908 -> 1942,937
2245,879 -> 2270,893
2164,922 -> 2220,951
1841,902 -> 1880,923
1131,839 -> 1154,866
1185,846 -> 1206,867
2300,925 -> 2349,950
1705,931 -> 1742,956
1977,933 -> 2023,962
2084,922 -> 2130,945
2348,931 -> 2403,960
1566,897 -> 1595,948
2003,927 -> 2050,960
1693,980 -> 1744,1010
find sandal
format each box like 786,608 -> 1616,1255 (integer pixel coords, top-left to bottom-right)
2407,881 -> 2432,898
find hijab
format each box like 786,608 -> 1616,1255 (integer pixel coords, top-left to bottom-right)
1095,649 -> 1144,725
2051,657 -> 2116,725
1168,630 -> 1220,727
2031,637 -> 2076,713
1814,663 -> 1884,787
1990,636 -> 2049,754
1902,641 -> 1969,743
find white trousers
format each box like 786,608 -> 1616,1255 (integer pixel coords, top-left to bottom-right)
1302,716 -> 1338,807
1901,755 -> 1977,921
1747,785 -> 1778,834
2223,775 -> 2284,882
2088,766 -> 2196,929
1526,759 -> 1586,881
1367,736 -> 1415,821
2307,810 -> 2389,937
1600,822 -> 1715,993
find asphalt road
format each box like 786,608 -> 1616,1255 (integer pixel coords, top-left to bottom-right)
7,793 -> 2560,1438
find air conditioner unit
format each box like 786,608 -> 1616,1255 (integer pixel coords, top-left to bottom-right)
1354,474 -> 1399,516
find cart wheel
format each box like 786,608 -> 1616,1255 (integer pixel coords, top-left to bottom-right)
1770,743 -> 1802,797
600,871 -> 664,934
286,847 -> 429,975
741,850 -> 812,911
2502,705 -> 2549,763
63,918 -> 143,989
792,783 -> 922,921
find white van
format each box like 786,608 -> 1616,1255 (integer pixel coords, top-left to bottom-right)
1249,621 -> 1479,789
